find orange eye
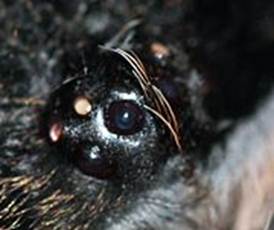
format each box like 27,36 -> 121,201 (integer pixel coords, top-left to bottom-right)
73,96 -> 92,116
150,42 -> 170,60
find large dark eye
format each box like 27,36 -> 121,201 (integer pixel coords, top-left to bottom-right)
73,144 -> 116,179
105,100 -> 145,135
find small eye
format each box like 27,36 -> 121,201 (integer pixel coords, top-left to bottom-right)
105,100 -> 145,135
150,42 -> 170,60
73,96 -> 92,116
49,122 -> 63,143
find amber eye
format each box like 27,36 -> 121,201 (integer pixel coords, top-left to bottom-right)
105,100 -> 145,135
73,96 -> 92,116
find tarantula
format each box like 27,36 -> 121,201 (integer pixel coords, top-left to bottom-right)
0,0 -> 274,229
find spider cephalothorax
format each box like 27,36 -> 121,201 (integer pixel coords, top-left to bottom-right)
43,48 -> 190,183
3,1 -> 273,229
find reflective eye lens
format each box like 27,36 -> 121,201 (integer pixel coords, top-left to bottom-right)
105,100 -> 145,135
74,144 -> 116,179
73,96 -> 92,116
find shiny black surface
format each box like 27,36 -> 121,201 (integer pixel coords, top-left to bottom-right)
2,1 -> 273,228
43,52 -> 173,181
105,100 -> 145,135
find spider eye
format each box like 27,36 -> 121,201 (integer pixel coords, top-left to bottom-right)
105,100 -> 145,135
74,144 -> 116,179
73,96 -> 92,116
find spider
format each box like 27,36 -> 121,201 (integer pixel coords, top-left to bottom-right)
43,46 -> 186,181
1,1 -> 274,229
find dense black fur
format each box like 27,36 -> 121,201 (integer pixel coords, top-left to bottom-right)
0,0 -> 274,229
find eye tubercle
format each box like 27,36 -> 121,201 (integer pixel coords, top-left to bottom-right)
73,96 -> 92,116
